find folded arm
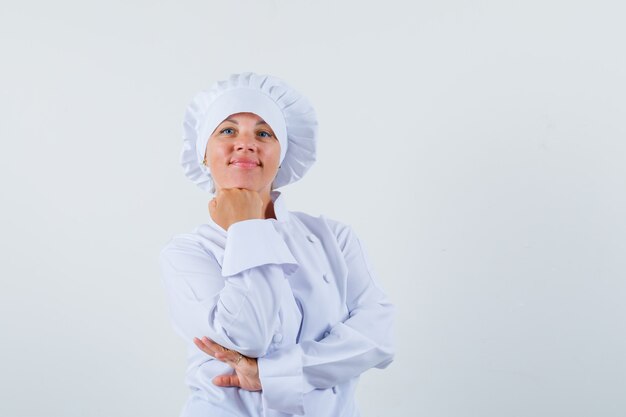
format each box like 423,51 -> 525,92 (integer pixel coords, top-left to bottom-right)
160,219 -> 298,358
257,221 -> 395,415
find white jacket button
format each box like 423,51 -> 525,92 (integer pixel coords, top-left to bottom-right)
307,234 -> 316,243
323,273 -> 330,283
272,333 -> 283,343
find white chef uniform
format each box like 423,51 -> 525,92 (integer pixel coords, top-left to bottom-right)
160,190 -> 395,417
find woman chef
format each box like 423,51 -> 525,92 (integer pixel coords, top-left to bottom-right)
160,72 -> 395,417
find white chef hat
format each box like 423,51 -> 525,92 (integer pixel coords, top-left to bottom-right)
180,72 -> 318,193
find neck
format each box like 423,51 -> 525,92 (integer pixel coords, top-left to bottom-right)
260,190 -> 277,220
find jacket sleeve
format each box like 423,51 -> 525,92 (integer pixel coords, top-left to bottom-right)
160,219 -> 298,358
257,221 -> 395,415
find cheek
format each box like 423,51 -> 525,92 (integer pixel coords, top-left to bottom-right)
264,156 -> 280,175
267,144 -> 282,168
206,143 -> 228,165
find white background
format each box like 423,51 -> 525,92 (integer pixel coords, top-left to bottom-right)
1,1 -> 625,416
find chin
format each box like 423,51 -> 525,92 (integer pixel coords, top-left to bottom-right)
220,181 -> 263,191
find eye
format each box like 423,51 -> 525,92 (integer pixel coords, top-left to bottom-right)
220,127 -> 235,135
257,130 -> 274,139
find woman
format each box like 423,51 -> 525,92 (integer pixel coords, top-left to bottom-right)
160,72 -> 394,417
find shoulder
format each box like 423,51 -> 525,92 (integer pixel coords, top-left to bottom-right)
289,211 -> 378,275
160,226 -> 208,257
289,211 -> 358,252
160,228 -> 220,275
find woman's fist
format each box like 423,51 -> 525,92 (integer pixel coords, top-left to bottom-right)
209,188 -> 264,230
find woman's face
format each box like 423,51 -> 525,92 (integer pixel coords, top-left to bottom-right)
205,112 -> 281,195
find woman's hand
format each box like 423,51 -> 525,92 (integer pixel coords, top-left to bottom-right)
208,189 -> 264,230
193,337 -> 262,391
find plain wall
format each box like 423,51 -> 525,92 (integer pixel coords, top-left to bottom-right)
1,1 -> 625,416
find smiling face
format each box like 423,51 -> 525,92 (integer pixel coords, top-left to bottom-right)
204,112 -> 281,196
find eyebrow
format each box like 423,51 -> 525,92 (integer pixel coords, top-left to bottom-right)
221,118 -> 269,126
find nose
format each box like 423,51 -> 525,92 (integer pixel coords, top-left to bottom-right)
234,132 -> 257,152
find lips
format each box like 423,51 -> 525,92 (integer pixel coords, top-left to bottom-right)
230,158 -> 260,168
